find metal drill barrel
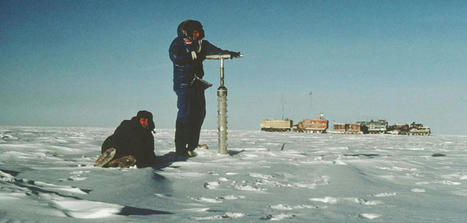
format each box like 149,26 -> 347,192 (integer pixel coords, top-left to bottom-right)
220,57 -> 225,87
217,86 -> 228,154
205,54 -> 242,154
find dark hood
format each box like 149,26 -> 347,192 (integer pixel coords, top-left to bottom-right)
177,20 -> 204,40
133,110 -> 155,132
137,110 -> 153,120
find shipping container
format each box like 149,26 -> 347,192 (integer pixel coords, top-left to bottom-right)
260,119 -> 293,132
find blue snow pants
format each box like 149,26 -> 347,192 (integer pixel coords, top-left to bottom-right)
175,84 -> 206,155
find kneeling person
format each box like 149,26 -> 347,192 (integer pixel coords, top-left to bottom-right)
96,110 -> 157,168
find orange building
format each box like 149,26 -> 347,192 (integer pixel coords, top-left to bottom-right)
297,114 -> 329,133
333,123 -> 346,133
333,123 -> 362,134
346,123 -> 362,134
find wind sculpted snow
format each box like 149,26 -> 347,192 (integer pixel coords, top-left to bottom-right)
1,126 -> 467,222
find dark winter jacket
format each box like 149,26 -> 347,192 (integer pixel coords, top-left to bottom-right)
169,23 -> 231,90
101,117 -> 156,168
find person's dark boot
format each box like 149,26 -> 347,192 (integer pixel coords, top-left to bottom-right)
107,155 -> 136,168
187,150 -> 197,157
94,148 -> 116,167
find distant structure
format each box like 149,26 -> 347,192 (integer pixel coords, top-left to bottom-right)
259,89 -> 432,136
387,124 -> 410,135
347,123 -> 362,134
293,113 -> 329,133
333,123 -> 345,134
260,119 -> 293,132
357,120 -> 431,136
260,117 -> 431,136
358,119 -> 388,134
333,123 -> 362,134
408,122 -> 431,136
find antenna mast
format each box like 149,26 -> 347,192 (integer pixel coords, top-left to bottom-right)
309,91 -> 313,116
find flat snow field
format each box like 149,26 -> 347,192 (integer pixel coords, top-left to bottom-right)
1,126 -> 466,222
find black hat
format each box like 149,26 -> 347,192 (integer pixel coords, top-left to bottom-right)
177,19 -> 205,40
137,110 -> 153,120
136,110 -> 155,132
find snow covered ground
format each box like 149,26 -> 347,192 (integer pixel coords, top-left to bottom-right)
1,126 -> 466,222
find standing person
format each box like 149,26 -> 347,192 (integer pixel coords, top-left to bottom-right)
97,110 -> 157,168
169,20 -> 240,157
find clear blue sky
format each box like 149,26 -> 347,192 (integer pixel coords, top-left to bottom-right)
1,0 -> 466,134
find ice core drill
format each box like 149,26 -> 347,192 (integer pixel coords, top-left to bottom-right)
205,54 -> 242,154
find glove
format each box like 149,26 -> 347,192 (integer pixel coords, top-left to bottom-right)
191,51 -> 206,61
229,51 -> 241,59
191,51 -> 198,60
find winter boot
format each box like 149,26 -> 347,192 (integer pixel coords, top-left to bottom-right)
95,148 -> 116,167
187,150 -> 197,158
107,155 -> 137,168
196,144 -> 208,150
